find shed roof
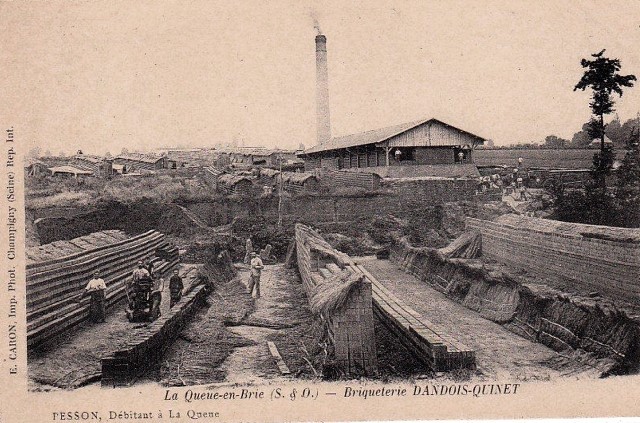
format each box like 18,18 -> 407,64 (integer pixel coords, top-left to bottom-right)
115,153 -> 164,163
590,135 -> 614,145
303,118 -> 486,154
204,166 -> 225,177
25,157 -> 45,168
218,173 -> 253,186
48,165 -> 94,176
260,168 -> 281,178
281,172 -> 317,184
73,154 -> 104,163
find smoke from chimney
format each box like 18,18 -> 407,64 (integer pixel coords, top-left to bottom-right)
310,11 -> 322,35
315,34 -> 331,145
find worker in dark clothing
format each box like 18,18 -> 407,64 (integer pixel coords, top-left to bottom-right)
146,259 -> 155,276
169,269 -> 184,308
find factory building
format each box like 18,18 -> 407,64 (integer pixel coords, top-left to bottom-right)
301,33 -> 486,178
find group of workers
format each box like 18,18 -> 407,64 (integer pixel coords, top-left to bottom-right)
78,259 -> 185,324
478,157 -> 533,201
78,236 -> 270,323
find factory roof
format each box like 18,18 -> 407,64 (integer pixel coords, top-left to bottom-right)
303,118 -> 486,155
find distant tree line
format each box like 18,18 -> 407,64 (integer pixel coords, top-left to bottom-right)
539,115 -> 640,149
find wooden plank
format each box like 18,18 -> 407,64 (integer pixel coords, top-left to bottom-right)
267,341 -> 291,375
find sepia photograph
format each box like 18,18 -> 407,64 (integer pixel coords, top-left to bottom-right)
1,0 -> 640,421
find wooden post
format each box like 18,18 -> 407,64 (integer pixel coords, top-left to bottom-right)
385,146 -> 390,167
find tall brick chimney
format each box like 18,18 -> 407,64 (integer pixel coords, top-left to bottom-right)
316,35 -> 331,145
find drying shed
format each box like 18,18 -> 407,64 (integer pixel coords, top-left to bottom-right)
217,173 -> 254,196
258,167 -> 281,187
280,172 -> 320,193
25,158 -> 48,177
48,165 -> 94,178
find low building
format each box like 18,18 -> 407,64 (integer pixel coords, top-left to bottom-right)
216,174 -> 254,196
217,147 -> 299,168
113,153 -> 166,171
48,165 -> 94,178
258,168 -> 281,187
72,154 -> 103,173
112,164 -> 127,174
299,118 -> 485,178
25,158 -> 48,177
280,172 -> 320,194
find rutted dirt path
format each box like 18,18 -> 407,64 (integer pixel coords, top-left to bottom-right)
161,264 -> 316,386
361,258 -> 600,381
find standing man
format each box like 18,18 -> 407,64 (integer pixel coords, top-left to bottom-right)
244,237 -> 253,264
145,259 -> 155,276
247,251 -> 264,299
169,269 -> 184,308
82,270 -> 107,323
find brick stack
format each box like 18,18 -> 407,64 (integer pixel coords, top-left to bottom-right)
294,224 -> 377,376
101,284 -> 207,387
357,264 -> 476,371
27,230 -> 180,348
466,216 -> 640,306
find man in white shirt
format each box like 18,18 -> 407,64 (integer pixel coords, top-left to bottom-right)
83,270 -> 107,323
247,252 -> 264,299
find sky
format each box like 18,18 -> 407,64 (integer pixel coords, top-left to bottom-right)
2,0 -> 640,155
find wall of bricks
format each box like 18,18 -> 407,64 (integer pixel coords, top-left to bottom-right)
317,169 -> 382,191
467,217 -> 640,306
388,233 -> 640,372
101,284 -> 207,387
295,224 -> 377,375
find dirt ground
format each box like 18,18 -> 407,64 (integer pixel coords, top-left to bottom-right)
160,264 -> 317,386
28,264 -> 202,391
361,258 -> 601,381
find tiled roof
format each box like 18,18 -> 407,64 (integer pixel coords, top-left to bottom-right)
303,118 -> 485,154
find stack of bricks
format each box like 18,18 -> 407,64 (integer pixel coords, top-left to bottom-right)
466,217 -> 640,306
330,268 -> 377,375
319,169 -> 382,192
294,224 -> 378,376
27,230 -> 180,348
357,264 -> 475,372
101,284 -> 207,387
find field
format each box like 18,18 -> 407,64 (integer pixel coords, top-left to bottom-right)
474,148 -> 627,169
